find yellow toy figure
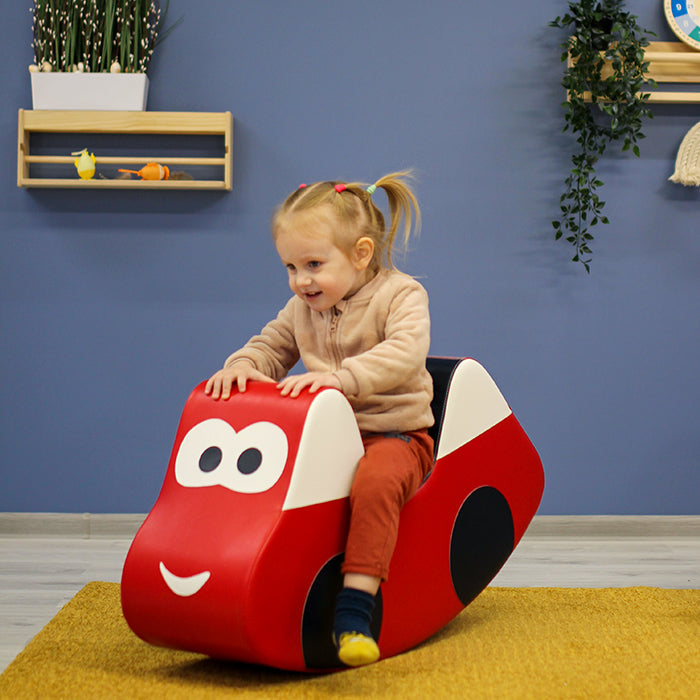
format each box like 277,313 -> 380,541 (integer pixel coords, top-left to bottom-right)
72,149 -> 96,180
118,162 -> 170,181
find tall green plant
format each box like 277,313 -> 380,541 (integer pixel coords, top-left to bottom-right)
550,0 -> 655,272
31,0 -> 180,73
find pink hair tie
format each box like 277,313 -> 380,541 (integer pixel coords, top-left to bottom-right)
298,183 -> 307,189
334,183 -> 347,193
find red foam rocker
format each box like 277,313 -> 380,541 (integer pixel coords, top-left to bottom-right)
121,358 -> 544,671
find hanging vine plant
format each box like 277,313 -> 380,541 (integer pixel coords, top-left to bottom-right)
550,0 -> 656,272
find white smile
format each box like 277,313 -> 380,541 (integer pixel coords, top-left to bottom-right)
159,561 -> 211,597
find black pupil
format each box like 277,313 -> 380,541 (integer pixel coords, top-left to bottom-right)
238,448 -> 262,474
199,446 -> 222,472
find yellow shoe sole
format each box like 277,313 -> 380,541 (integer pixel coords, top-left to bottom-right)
337,632 -> 380,667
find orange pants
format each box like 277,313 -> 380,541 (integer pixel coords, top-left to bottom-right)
341,430 -> 434,581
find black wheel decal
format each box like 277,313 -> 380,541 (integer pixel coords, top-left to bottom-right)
450,486 -> 514,606
302,554 -> 383,669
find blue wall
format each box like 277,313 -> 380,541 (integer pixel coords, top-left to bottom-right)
1,2 -> 697,514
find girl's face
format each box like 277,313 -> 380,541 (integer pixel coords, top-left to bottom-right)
275,208 -> 373,312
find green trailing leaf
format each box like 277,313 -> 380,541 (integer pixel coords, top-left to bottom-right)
550,0 -> 655,272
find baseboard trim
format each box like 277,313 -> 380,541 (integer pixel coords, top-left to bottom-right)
525,515 -> 700,538
1,513 -> 699,539
0,513 -> 147,538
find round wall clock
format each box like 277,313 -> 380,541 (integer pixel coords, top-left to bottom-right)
665,0 -> 700,49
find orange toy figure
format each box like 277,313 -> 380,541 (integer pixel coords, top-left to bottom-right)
119,162 -> 170,180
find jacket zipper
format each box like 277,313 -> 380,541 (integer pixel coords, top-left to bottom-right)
329,306 -> 343,370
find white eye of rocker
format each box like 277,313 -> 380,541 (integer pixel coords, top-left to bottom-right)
174,419 -> 288,493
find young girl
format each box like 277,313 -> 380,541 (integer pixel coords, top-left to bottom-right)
205,171 -> 434,667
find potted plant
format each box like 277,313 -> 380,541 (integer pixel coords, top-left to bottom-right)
550,0 -> 656,272
29,0 -> 180,111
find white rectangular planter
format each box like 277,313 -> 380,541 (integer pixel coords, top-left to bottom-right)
31,73 -> 149,111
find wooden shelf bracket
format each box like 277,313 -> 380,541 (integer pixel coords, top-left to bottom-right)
17,110 -> 233,190
567,41 -> 700,104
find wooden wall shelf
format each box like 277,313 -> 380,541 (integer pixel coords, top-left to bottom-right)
569,41 -> 700,104
17,110 -> 233,190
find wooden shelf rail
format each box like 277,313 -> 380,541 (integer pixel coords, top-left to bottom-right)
17,110 -> 233,190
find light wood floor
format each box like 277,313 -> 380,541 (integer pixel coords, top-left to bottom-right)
1,516 -> 698,674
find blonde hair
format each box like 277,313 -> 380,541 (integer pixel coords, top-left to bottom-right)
272,170 -> 421,272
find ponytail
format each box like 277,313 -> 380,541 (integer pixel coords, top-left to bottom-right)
363,170 -> 421,271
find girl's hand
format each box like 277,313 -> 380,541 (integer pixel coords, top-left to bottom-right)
205,363 -> 275,399
277,372 -> 341,398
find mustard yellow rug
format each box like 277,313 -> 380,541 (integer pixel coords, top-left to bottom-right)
1,583 -> 697,698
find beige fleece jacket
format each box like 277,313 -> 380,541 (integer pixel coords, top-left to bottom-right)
224,269 -> 434,434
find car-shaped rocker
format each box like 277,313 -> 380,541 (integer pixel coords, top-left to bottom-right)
121,357 -> 544,671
